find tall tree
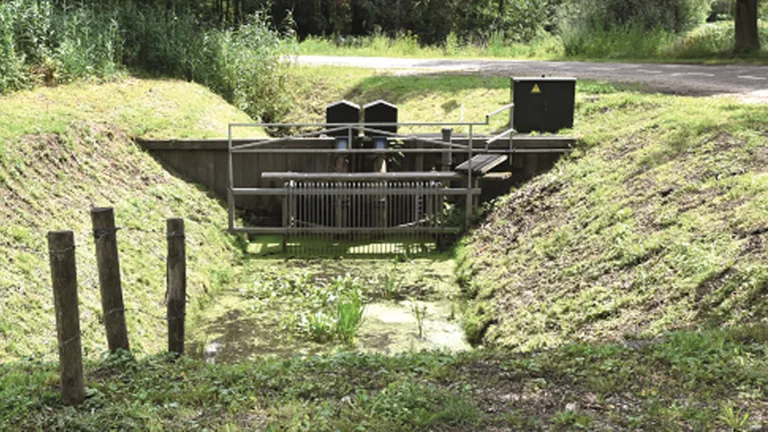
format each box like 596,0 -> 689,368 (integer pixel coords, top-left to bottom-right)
735,0 -> 760,52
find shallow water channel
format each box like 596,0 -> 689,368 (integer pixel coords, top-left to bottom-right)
188,257 -> 470,363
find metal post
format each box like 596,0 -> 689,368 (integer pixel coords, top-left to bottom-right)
441,128 -> 453,173
281,181 -> 287,253
227,124 -> 235,231
466,125 -> 473,230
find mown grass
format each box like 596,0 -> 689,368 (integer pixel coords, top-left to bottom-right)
1,325 -> 765,430
0,78 -> 257,362
299,21 -> 768,64
456,82 -> 768,350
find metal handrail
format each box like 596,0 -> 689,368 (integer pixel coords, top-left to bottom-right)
225,104 -> 522,237
485,103 -> 514,124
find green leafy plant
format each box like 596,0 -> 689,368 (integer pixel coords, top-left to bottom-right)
718,403 -> 752,431
411,299 -> 428,339
336,293 -> 365,345
302,311 -> 335,343
381,260 -> 402,300
551,408 -> 592,429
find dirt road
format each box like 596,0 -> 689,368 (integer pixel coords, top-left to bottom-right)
299,55 -> 768,99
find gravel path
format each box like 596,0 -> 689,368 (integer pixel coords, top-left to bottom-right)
299,55 -> 768,99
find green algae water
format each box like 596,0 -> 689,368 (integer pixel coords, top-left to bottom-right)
188,256 -> 470,363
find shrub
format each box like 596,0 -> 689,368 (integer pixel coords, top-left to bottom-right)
0,0 -> 294,123
559,0 -> 711,34
455,0 -> 547,44
558,0 -> 711,57
664,20 -> 768,57
709,0 -> 733,21
0,5 -> 27,93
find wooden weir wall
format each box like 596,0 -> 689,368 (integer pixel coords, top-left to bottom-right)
138,136 -> 574,226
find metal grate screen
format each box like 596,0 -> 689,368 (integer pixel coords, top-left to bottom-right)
281,181 -> 452,256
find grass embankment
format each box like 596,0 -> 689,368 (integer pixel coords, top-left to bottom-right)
282,66 -> 514,134
456,79 -> 768,351
300,21 -> 768,64
0,78 -> 253,361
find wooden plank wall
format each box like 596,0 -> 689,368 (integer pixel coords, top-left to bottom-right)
140,137 -> 571,226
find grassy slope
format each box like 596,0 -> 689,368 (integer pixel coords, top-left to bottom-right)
283,66 -> 512,134
0,78 -> 253,361
457,85 -> 768,350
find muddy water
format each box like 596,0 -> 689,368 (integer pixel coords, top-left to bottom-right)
356,301 -> 469,354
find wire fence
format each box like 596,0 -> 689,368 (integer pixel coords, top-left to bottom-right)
0,225 -> 177,374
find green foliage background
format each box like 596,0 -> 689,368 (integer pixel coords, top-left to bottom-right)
0,0 -> 294,122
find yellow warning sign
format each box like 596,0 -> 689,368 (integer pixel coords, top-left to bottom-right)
531,84 -> 542,94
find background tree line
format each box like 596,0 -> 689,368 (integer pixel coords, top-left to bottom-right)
162,0 -> 761,50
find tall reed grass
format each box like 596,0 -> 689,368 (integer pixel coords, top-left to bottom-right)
0,0 -> 295,122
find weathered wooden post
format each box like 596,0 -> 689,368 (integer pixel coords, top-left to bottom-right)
47,231 -> 85,406
91,207 -> 130,354
166,218 -> 186,357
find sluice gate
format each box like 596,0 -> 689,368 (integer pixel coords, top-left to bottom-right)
139,77 -> 578,255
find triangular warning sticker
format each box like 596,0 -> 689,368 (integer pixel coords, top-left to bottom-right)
531,84 -> 542,94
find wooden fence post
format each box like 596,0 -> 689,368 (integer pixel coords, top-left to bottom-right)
47,231 -> 85,406
91,207 -> 130,354
166,218 -> 186,356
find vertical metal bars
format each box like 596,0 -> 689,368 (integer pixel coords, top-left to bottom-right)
278,181 -> 448,256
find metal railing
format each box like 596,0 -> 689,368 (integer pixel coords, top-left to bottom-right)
226,105 -> 515,255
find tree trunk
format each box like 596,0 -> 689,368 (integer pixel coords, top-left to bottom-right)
735,0 -> 760,53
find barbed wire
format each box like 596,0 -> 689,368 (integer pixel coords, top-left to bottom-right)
0,304 -> 182,376
1,221 -> 194,374
1,225 -> 180,256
